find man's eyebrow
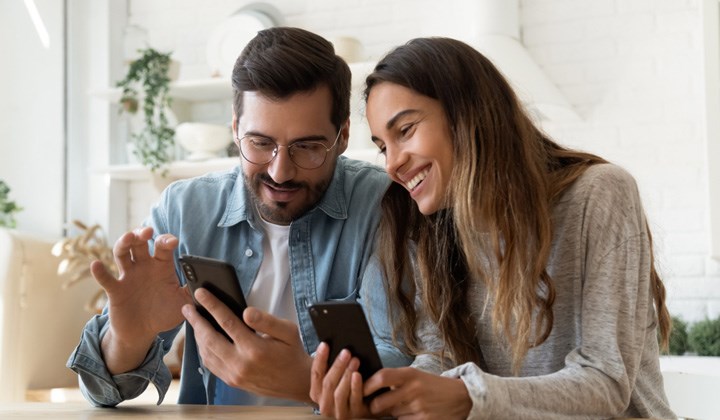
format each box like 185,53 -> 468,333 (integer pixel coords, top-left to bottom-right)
240,131 -> 329,143
241,130 -> 273,139
386,109 -> 421,130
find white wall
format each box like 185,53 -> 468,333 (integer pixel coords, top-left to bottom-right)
520,0 -> 718,322
0,0 -> 65,238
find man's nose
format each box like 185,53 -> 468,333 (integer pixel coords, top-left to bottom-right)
267,146 -> 297,184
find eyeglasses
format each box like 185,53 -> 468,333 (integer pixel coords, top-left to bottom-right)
237,128 -> 342,170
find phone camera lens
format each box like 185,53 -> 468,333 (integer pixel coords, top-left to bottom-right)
182,264 -> 195,280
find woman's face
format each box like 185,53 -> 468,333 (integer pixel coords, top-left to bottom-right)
366,82 -> 454,215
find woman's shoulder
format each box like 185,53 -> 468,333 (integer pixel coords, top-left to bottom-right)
567,163 -> 640,202
577,163 -> 636,187
556,163 -> 646,232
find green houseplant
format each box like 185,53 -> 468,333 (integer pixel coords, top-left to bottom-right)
688,316 -> 720,356
662,316 -> 689,355
116,47 -> 175,173
0,179 -> 22,228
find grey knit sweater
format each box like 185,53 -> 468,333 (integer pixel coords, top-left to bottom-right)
412,164 -> 676,419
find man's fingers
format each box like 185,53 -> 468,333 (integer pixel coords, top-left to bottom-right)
181,304 -> 227,366
243,307 -> 299,344
152,234 -> 178,262
113,227 -> 154,271
112,231 -> 137,270
127,227 -> 153,263
90,259 -> 117,290
194,288 -> 255,342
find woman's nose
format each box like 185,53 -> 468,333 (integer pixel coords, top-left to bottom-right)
383,144 -> 406,181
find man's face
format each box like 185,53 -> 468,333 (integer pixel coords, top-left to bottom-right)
233,86 -> 349,225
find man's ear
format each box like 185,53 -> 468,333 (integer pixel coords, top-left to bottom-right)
337,119 -> 350,155
232,112 -> 239,147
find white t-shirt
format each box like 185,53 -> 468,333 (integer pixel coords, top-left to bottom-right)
246,216 -> 297,323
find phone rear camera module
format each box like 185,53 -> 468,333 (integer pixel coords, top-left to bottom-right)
182,264 -> 195,280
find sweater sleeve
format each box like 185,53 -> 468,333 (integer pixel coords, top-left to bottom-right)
442,235 -> 654,419
440,167 -> 674,419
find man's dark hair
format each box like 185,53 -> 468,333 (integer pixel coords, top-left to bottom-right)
232,27 -> 351,132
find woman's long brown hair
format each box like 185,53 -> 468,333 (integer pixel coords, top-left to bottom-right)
365,37 -> 670,372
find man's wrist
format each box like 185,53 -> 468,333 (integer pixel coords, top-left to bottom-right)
101,327 -> 157,375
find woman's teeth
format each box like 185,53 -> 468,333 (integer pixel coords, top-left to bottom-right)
406,168 -> 429,191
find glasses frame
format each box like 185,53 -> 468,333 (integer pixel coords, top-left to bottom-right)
237,127 -> 343,170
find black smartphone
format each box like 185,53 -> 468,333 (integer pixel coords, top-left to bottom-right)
309,301 -> 388,400
178,254 -> 250,340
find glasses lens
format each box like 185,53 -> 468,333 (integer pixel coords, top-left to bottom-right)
239,133 -> 337,169
289,142 -> 327,169
240,136 -> 275,165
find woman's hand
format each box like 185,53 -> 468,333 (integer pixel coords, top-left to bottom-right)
310,343 -> 473,420
310,342 -> 372,419
366,367 -> 473,420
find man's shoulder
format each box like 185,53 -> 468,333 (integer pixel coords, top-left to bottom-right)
339,157 -> 389,188
165,167 -> 241,195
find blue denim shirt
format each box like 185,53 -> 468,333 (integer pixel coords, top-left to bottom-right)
67,157 -> 411,406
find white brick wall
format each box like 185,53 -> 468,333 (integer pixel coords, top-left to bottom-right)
522,0 -> 717,322
123,0 -> 718,321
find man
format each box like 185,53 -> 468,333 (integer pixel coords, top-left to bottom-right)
67,27 -> 409,407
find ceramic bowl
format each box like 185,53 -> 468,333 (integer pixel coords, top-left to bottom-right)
176,122 -> 233,161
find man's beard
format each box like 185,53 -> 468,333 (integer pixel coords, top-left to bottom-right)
245,172 -> 330,224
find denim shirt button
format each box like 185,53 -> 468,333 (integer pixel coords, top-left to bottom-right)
197,367 -> 204,375
245,248 -> 253,257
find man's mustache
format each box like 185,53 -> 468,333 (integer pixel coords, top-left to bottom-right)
258,173 -> 304,190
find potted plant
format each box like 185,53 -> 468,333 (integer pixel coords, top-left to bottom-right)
688,316 -> 720,356
661,315 -> 689,355
52,220 -> 115,313
0,179 -> 22,228
116,47 -> 176,173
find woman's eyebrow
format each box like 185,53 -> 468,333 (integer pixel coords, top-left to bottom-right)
385,109 -> 420,130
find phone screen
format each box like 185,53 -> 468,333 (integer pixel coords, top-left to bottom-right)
179,254 -> 250,339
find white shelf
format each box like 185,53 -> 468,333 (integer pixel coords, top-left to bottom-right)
94,149 -> 383,182
89,78 -> 232,102
89,61 -> 375,103
93,157 -> 238,181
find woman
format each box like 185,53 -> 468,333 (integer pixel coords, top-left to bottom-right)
309,37 -> 676,420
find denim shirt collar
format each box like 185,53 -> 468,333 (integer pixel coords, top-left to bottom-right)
218,157 -> 349,228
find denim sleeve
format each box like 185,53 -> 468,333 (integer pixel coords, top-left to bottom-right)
66,313 -> 177,407
357,255 -> 413,368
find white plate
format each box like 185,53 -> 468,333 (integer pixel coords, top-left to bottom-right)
206,10 -> 275,77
